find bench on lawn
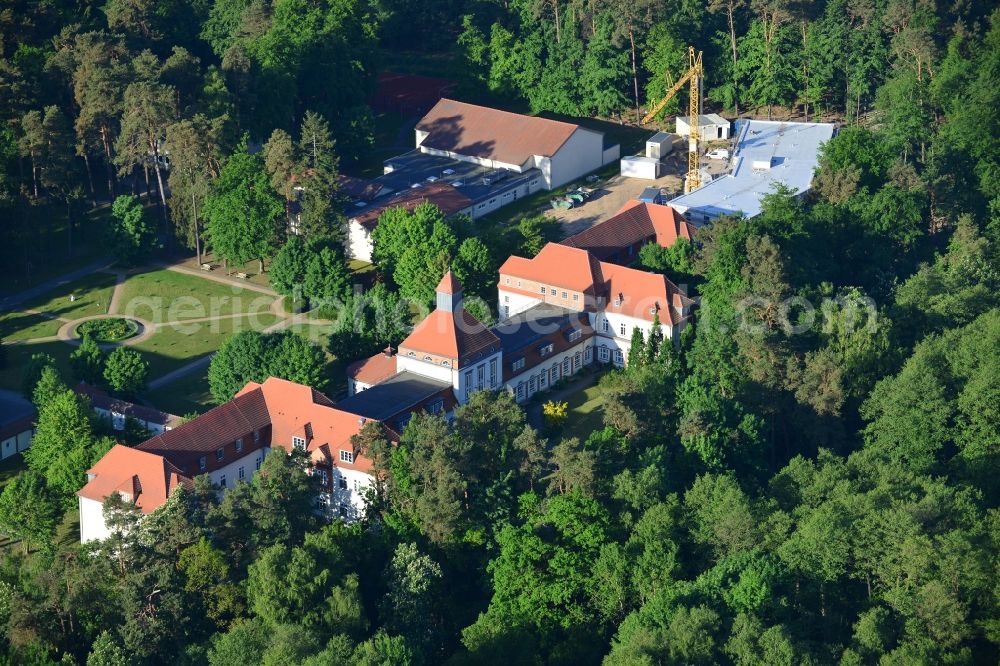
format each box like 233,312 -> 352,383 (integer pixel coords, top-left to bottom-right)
235,272 -> 249,280
200,263 -> 212,271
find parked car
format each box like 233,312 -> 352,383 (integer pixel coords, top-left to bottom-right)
706,148 -> 730,160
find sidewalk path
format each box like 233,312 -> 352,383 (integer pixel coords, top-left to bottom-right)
0,260 -> 114,312
147,353 -> 214,390
157,261 -> 278,296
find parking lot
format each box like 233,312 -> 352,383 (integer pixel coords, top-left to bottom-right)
547,139 -> 734,238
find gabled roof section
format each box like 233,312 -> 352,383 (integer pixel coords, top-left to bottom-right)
251,377 -> 370,471
600,261 -> 693,324
74,383 -> 183,428
416,99 -> 583,166
499,243 -> 604,293
347,348 -> 398,386
78,445 -> 191,514
138,388 -> 270,458
561,200 -> 694,260
400,309 -> 500,363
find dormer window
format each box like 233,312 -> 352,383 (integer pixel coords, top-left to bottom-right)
407,351 -> 416,357
340,450 -> 354,463
216,447 -> 224,462
539,343 -> 554,357
427,398 -> 444,414
424,355 -> 433,361
614,295 -> 623,307
199,456 -> 207,471
253,430 -> 260,443
539,285 -> 546,294
512,358 -> 525,372
568,329 -> 582,342
235,438 -> 243,453
292,436 -> 306,450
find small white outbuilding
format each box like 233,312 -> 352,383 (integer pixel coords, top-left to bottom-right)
620,156 -> 661,180
676,114 -> 731,140
645,132 -> 675,160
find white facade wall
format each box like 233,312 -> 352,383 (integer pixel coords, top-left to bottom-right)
397,354 -> 455,385
324,466 -> 375,521
547,128 -> 605,189
620,157 -> 661,180
79,496 -> 114,543
1,428 -> 32,460
455,352 -> 503,402
205,447 -> 270,491
505,339 -> 595,403
92,406 -> 168,435
676,117 -> 730,140
497,289 -> 543,321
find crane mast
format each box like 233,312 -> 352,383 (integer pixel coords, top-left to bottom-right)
641,46 -> 704,194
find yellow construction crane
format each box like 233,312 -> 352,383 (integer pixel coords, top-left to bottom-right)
641,46 -> 703,193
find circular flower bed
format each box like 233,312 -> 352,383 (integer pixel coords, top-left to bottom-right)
75,317 -> 140,342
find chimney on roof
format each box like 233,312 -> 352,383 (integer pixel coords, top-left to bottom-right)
383,345 -> 395,357
435,270 -> 464,313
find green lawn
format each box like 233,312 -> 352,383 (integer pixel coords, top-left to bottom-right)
0,312 -> 63,341
20,271 -> 118,321
560,383 -> 607,443
145,370 -> 215,417
132,313 -> 282,378
145,320 -> 337,416
0,339 -> 76,392
117,269 -> 276,322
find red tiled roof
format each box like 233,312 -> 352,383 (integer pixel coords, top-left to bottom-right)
351,181 -> 472,230
561,200 -> 694,260
244,378 -> 371,474
436,270 -> 462,295
416,99 -> 582,166
78,445 -> 192,514
74,383 -> 182,429
347,349 -> 398,386
600,262 -> 692,325
138,388 -> 270,459
0,416 -> 33,443
499,243 -> 604,293
400,308 -> 500,363
499,242 -> 694,324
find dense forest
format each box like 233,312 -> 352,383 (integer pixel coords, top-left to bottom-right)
1,0 -> 999,664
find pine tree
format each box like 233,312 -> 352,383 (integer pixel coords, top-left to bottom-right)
627,327 -> 646,368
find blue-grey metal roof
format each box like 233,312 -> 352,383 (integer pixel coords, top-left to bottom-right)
492,303 -> 580,354
347,149 -> 542,219
667,119 -> 835,222
335,371 -> 451,421
0,389 -> 34,427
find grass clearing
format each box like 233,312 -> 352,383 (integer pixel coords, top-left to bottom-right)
145,370 -> 215,417
0,339 -> 75,392
560,383 -> 607,443
132,313 -> 282,378
0,312 -> 63,341
20,272 -> 117,321
117,269 -> 276,322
